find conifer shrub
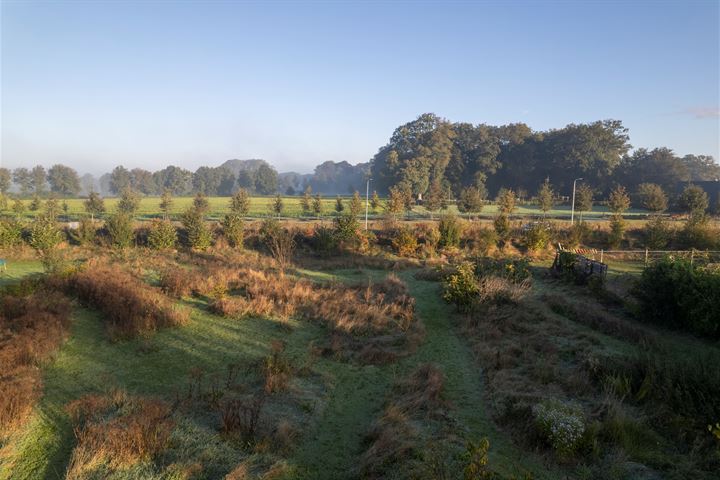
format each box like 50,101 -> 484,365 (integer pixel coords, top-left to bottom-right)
147,219 -> 177,250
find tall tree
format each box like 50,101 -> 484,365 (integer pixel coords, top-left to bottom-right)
496,188 -> 517,215
0,168 -> 11,194
31,166 -> 47,195
12,168 -> 33,196
575,184 -> 594,221
153,166 -> 193,195
130,168 -> 157,194
678,184 -> 709,217
254,164 -> 278,195
349,191 -> 363,216
607,185 -> 631,214
109,166 -> 132,194
47,164 -> 81,196
636,183 -> 668,213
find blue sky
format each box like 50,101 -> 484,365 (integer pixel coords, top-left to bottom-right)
1,0 -> 718,175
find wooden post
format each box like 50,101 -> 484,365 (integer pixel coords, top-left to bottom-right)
600,249 -> 603,263
644,248 -> 649,266
690,249 -> 694,266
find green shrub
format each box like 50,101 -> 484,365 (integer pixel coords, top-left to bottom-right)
106,213 -> 135,249
29,215 -> 64,272
68,217 -> 97,246
181,207 -> 212,251
333,213 -> 360,248
312,224 -> 337,255
391,225 -> 418,257
476,258 -> 531,284
523,223 -> 551,252
438,214 -> 462,248
468,227 -> 498,255
676,217 -> 719,250
442,262 -> 478,312
221,213 -> 244,249
632,257 -> 720,338
643,215 -> 672,249
492,214 -> 511,242
533,399 -> 585,458
148,220 -> 177,250
566,222 -> 589,248
607,215 -> 625,249
0,218 -> 24,248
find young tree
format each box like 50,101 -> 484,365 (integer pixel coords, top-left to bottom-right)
159,189 -> 174,219
117,188 -> 141,216
334,195 -> 344,214
424,180 -> 444,215
312,194 -> 323,218
193,192 -> 210,215
47,164 -> 81,196
44,197 -> 61,221
260,218 -> 295,272
575,184 -> 593,221
386,186 -> 405,217
457,186 -> 484,214
29,214 -> 63,272
608,185 -> 631,214
271,194 -> 284,216
29,195 -> 42,211
537,178 -> 554,217
12,198 -> 25,215
147,220 -> 177,250
496,188 -> 517,215
370,191 -> 381,212
181,207 -> 212,250
106,212 -> 135,249
230,188 -> 250,216
222,213 -> 244,248
349,191 -> 363,216
636,183 -> 668,213
0,193 -> 7,211
84,191 -> 105,221
300,185 -> 312,215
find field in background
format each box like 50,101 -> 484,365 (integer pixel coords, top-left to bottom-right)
2,195 -> 657,222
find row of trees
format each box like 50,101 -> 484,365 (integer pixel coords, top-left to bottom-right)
370,113 -> 719,201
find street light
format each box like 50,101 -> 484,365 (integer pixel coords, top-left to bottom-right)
570,177 -> 583,225
365,177 -> 372,230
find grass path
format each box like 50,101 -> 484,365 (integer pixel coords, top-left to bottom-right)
290,269 -> 556,479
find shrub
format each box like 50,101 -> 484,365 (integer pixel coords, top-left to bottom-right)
643,215 -> 672,249
261,218 -> 295,270
458,186 -> 484,213
438,214 -> 462,248
262,341 -> 292,394
492,214 -> 511,242
333,213 -> 360,248
147,219 -> 177,250
222,213 -> 244,249
0,218 -> 24,248
68,217 -> 98,246
117,188 -> 141,215
565,221 -> 589,248
106,213 -> 134,248
467,226 -> 498,255
312,224 -> 337,255
676,217 -> 719,250
181,207 -> 212,251
632,258 -> 720,338
442,262 -> 478,312
29,215 -> 64,272
523,223 -> 551,252
392,226 -> 418,257
533,399 -> 585,458
607,215 -> 625,249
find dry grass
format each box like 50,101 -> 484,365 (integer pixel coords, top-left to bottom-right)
0,289 -> 72,439
65,391 -> 174,478
358,364 -> 448,478
65,261 -> 188,339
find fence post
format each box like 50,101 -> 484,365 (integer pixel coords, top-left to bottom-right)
690,249 -> 694,266
600,249 -> 603,263
644,248 -> 649,266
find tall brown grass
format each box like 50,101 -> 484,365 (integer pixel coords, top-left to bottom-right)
0,289 -> 72,439
66,261 -> 188,339
65,391 -> 174,478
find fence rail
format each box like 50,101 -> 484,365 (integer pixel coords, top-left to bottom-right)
561,246 -> 720,268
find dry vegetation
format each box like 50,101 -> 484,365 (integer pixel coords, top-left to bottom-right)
63,260 -> 189,339
0,286 -> 72,440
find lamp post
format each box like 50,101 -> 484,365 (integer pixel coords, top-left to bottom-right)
365,177 -> 371,230
570,177 -> 583,225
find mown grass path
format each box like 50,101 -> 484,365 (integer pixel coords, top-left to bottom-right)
291,269 -> 556,479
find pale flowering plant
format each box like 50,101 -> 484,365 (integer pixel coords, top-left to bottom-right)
533,399 -> 586,458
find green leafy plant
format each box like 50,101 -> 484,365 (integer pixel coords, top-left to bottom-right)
533,399 -> 585,458
392,225 -> 418,257
438,213 -> 462,248
443,262 -> 478,312
148,219 -> 177,250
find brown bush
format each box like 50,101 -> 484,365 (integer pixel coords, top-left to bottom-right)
65,392 -> 174,477
66,262 -> 188,339
0,290 -> 72,438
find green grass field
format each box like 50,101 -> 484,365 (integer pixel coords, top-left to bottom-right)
1,195 -> 655,222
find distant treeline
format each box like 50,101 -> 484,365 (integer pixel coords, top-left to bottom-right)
1,113 -> 717,202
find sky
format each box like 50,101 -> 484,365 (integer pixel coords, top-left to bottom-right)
1,0 -> 719,176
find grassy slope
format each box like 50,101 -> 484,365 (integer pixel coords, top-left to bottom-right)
2,263 -> 560,480
0,260 -> 43,286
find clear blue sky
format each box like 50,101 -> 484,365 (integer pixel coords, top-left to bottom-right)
1,0 -> 718,175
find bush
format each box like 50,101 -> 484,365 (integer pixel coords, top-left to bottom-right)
643,215 -> 672,249
633,258 -> 720,338
29,215 -> 64,272
0,218 -> 24,248
522,223 -> 551,252
312,224 -> 337,255
221,213 -> 244,249
392,226 -> 418,257
565,221 -> 589,248
147,219 -> 177,250
607,215 -> 625,249
492,214 -> 511,242
442,262 -> 478,312
333,213 -> 360,248
438,214 -> 462,248
533,399 -> 585,458
181,207 -> 212,251
106,213 -> 134,249
68,217 -> 98,246
676,217 -> 719,250
476,257 -> 531,284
